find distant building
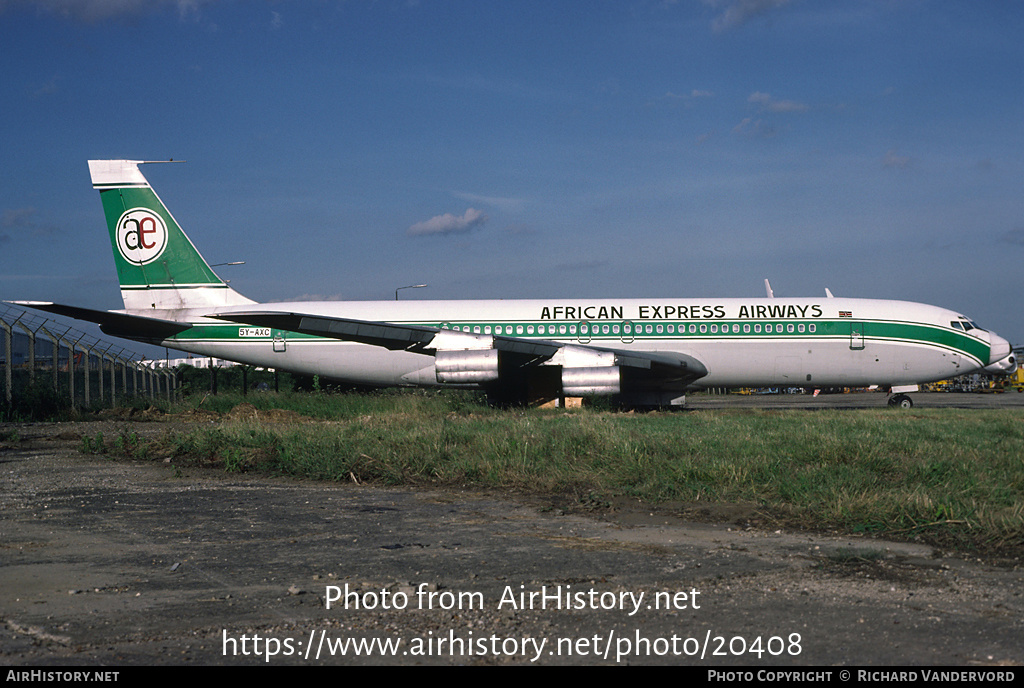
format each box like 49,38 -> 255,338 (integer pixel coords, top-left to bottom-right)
142,357 -> 243,370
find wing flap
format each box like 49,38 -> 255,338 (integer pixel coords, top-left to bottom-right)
210,311 -> 439,351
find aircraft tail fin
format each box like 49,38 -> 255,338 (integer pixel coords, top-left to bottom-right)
88,160 -> 255,312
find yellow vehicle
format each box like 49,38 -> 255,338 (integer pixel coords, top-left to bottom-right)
1010,366 -> 1024,392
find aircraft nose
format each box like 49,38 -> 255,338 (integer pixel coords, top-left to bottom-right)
983,332 -> 1016,375
989,332 -> 1012,365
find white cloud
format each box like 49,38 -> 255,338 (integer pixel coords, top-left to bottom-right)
1,0 -> 213,22
32,75 -> 61,97
554,258 -> 608,272
2,206 -> 60,237
702,0 -> 795,32
999,228 -> 1024,247
288,293 -> 347,302
732,117 -> 775,138
452,192 -> 525,213
3,207 -> 37,228
649,89 -> 714,108
882,150 -> 911,169
407,208 -> 488,237
748,91 -> 808,113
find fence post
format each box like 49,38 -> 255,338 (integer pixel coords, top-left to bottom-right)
83,344 -> 94,407
101,346 -> 117,405
105,349 -> 116,407
71,336 -> 88,407
98,346 -> 105,403
2,319 -> 11,405
60,337 -> 74,406
14,318 -> 38,385
40,327 -> 58,393
116,353 -> 128,400
62,337 -> 71,405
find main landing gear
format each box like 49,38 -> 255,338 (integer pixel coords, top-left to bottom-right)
888,394 -> 913,409
887,384 -> 919,409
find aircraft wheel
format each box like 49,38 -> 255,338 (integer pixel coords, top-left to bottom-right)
888,394 -> 913,409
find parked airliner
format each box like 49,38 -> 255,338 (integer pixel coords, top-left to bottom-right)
13,160 -> 1016,407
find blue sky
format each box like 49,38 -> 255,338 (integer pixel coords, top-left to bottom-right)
2,0 -> 1023,346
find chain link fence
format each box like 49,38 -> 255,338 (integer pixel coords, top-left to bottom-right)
1,303 -> 178,419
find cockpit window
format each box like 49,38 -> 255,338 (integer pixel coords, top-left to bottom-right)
951,319 -> 987,333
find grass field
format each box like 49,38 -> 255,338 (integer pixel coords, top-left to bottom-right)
85,390 -> 1024,555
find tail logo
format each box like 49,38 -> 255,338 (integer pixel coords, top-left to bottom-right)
116,208 -> 168,266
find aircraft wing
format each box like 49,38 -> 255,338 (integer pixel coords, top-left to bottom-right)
8,301 -> 192,340
212,310 -> 708,398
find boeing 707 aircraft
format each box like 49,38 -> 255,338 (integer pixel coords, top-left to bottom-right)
13,160 -> 1017,408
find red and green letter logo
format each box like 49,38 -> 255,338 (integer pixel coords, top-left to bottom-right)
116,208 -> 168,265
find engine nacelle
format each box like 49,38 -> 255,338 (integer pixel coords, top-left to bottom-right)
435,349 -> 500,384
983,353 -> 1017,375
562,366 -> 621,396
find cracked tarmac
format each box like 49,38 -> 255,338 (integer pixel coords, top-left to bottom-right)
1,414 -> 1021,665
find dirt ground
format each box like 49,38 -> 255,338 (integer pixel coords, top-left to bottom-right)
1,398 -> 1022,666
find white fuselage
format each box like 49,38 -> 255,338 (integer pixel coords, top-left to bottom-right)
139,296 -> 1010,391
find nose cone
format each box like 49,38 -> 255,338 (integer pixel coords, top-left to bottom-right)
989,332 -> 1012,364
984,332 -> 1016,374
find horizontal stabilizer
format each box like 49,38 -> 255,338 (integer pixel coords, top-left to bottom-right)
8,301 -> 191,340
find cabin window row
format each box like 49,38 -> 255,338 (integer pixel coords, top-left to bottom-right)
443,322 -> 818,336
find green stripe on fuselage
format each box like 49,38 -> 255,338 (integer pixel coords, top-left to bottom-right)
164,318 -> 990,365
